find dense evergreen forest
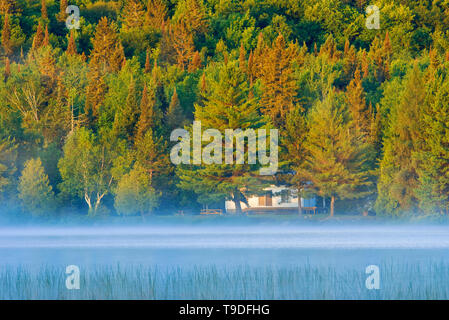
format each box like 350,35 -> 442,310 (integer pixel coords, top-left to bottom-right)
0,0 -> 449,219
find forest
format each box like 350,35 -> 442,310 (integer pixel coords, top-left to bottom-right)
0,0 -> 448,220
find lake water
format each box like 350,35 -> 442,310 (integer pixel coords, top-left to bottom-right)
1,225 -> 449,299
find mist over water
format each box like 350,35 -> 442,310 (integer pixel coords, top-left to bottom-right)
1,225 -> 449,266
2,224 -> 449,299
2,225 -> 449,249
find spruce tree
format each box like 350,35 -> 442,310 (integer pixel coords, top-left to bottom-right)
0,138 -> 16,201
135,128 -> 171,188
41,0 -> 48,21
239,42 -> 246,72
189,51 -> 201,72
113,78 -> 138,141
85,17 -> 124,117
416,68 -> 449,214
57,0 -> 68,22
170,20 -> 195,70
136,84 -> 160,141
43,25 -> 50,47
1,14 -> 11,56
342,40 -> 357,84
375,63 -> 426,215
173,0 -> 208,34
166,87 -> 184,130
144,49 -> 151,73
145,0 -> 167,30
66,29 -> 76,55
32,22 -> 44,50
346,69 -> 370,136
4,56 -> 10,81
282,107 -> 308,215
122,0 -> 145,30
0,0 -> 14,15
258,33 -> 299,127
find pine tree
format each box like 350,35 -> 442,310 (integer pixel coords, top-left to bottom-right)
113,78 -> 138,140
253,32 -> 265,75
32,22 -> 44,50
200,72 -> 207,93
415,68 -> 449,214
85,17 -> 124,117
41,0 -> 48,21
173,0 -> 208,34
1,14 -> 11,56
343,40 -> 357,83
346,69 -> 370,135
369,103 -> 382,156
383,31 -> 392,61
122,0 -> 145,30
361,50 -> 369,78
303,89 -> 374,217
319,35 -> 339,61
43,25 -> 50,47
136,84 -> 160,141
4,56 -> 10,81
282,107 -> 308,215
57,0 -> 68,22
369,36 -> 389,83
166,87 -> 184,130
144,49 -> 151,73
170,20 -> 195,70
247,50 -> 255,81
135,128 -> 171,187
158,20 -> 177,66
145,0 -> 167,30
88,17 -> 124,74
0,0 -> 14,15
67,29 -> 76,55
178,61 -> 267,213
239,42 -> 246,72
189,51 -> 201,72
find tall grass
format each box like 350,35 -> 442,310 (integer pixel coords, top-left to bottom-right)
1,262 -> 449,299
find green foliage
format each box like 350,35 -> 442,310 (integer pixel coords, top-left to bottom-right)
0,138 -> 17,201
302,89 -> 374,216
178,60 -> 267,212
58,128 -> 126,216
0,0 -> 449,218
114,164 -> 159,219
415,66 -> 449,214
17,157 -> 55,216
375,63 -> 426,215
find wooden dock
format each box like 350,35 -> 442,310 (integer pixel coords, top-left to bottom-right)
200,209 -> 223,215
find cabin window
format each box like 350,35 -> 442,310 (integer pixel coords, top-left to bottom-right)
280,189 -> 291,203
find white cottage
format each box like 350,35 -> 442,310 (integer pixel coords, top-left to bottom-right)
225,185 -> 323,214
